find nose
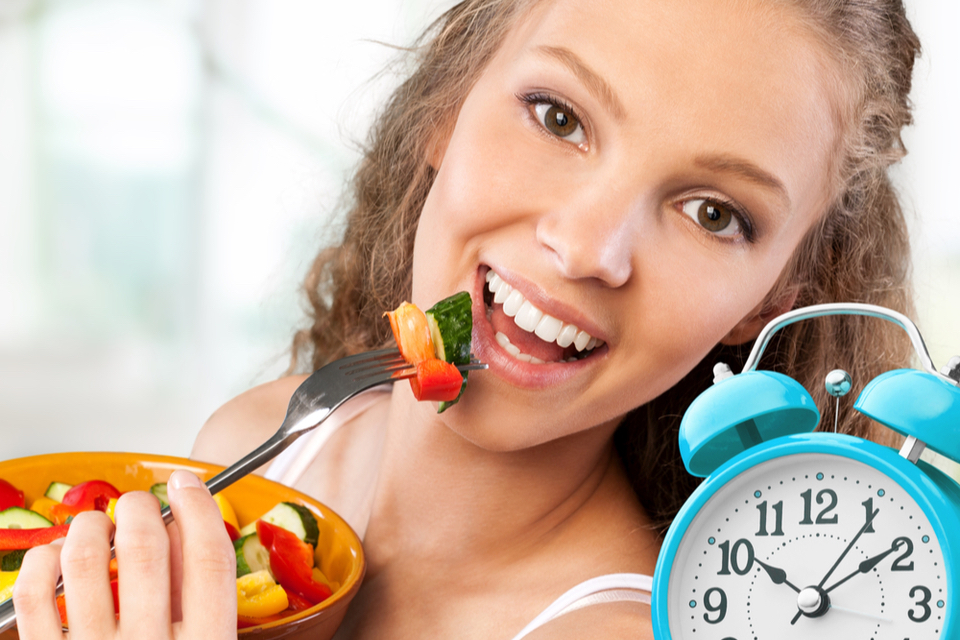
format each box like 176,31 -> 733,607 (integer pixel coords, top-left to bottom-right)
535,184 -> 639,288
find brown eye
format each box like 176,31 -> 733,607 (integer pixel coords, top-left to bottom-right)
698,201 -> 732,231
680,199 -> 743,238
533,102 -> 586,146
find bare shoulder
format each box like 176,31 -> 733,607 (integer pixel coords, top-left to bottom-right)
190,375 -> 308,472
520,600 -> 653,640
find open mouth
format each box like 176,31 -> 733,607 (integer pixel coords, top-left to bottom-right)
482,269 -> 605,364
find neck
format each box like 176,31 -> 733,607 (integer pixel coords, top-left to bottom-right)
362,388 -> 622,572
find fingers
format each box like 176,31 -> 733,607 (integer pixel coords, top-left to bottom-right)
166,521 -> 184,623
165,471 -> 236,640
58,510 -> 117,640
13,540 -> 66,640
113,491 -> 171,639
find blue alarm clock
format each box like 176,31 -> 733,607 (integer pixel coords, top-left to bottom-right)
651,303 -> 960,640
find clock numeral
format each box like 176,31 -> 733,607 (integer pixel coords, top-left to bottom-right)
756,500 -> 784,536
861,498 -> 876,533
908,585 -> 932,622
891,536 -> 915,571
799,488 -> 838,525
717,539 -> 755,576
702,587 -> 727,624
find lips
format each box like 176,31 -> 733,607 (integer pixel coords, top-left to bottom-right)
483,269 -> 604,364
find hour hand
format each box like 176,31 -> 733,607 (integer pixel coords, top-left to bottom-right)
755,558 -> 801,593
824,538 -> 906,594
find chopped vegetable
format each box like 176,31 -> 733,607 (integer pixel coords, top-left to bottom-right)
236,570 -> 289,618
410,359 -> 463,402
61,480 -> 121,512
386,292 -> 475,411
426,291 -> 474,412
235,533 -> 272,578
0,570 -> 18,603
257,520 -> 332,605
0,480 -> 24,512
1,550 -> 26,572
0,522 -> 70,551
43,482 -> 72,503
384,302 -> 436,364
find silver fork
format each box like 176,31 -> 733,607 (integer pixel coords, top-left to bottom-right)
0,347 -> 486,633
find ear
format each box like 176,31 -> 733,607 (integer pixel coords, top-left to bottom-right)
720,285 -> 800,346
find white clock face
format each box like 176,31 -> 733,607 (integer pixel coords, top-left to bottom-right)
668,453 -> 949,639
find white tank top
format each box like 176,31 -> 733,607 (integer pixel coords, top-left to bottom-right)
265,391 -> 653,638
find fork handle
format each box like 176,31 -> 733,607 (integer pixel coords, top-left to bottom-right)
160,428 -> 299,525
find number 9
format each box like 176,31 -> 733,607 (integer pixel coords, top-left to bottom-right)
703,587 -> 727,624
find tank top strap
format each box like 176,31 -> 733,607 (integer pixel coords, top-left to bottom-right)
508,573 -> 653,640
264,386 -> 391,486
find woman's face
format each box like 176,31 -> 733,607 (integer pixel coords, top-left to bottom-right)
411,0 -> 841,449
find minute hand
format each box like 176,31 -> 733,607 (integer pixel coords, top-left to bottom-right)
817,507 -> 879,589
824,538 -> 903,594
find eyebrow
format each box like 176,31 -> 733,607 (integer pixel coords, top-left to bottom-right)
534,45 -> 626,121
693,155 -> 791,208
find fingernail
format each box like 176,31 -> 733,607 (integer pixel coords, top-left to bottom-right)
168,470 -> 206,492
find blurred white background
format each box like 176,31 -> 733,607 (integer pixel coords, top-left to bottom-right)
0,0 -> 957,466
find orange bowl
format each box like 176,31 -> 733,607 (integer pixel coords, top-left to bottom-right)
0,452 -> 365,640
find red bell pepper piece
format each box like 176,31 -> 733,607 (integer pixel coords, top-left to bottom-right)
61,480 -> 121,512
0,523 -> 70,551
224,520 -> 241,541
256,520 -> 332,605
48,502 -> 83,525
0,479 -> 24,511
283,588 -> 314,612
409,359 -> 463,402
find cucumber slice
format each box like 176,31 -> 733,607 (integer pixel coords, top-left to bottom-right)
239,520 -> 257,538
44,482 -> 73,503
0,507 -> 54,529
150,483 -> 169,509
426,291 -> 473,412
1,550 -> 26,572
426,292 -> 472,364
234,534 -> 272,578
254,502 -> 319,547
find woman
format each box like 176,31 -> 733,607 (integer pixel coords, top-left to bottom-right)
14,0 -> 920,638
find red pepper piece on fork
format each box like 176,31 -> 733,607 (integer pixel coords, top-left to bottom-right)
409,359 -> 463,402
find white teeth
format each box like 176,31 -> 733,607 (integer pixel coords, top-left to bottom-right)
556,323 -> 578,348
534,314 -> 563,343
574,330 -> 592,352
502,290 -> 524,317
493,281 -> 513,304
495,331 -> 542,363
514,301 -> 543,332
486,269 -> 601,354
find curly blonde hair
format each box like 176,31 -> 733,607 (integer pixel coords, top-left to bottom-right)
290,0 -> 921,532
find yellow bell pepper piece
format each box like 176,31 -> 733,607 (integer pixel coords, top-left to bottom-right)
213,493 -> 239,531
105,498 -> 119,523
29,497 -> 59,522
0,570 -> 19,603
236,570 -> 288,618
